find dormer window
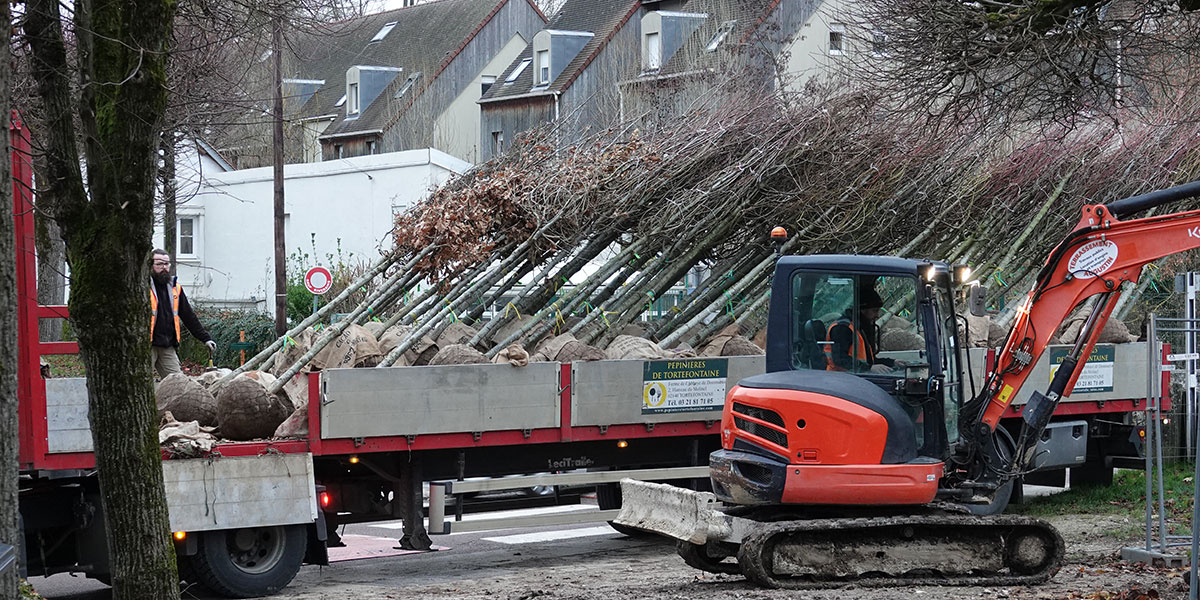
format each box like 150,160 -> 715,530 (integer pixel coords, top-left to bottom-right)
344,65 -> 401,117
348,82 -> 360,114
505,58 -> 531,84
536,49 -> 550,84
645,32 -> 661,70
530,30 -> 593,88
640,12 -> 703,71
371,22 -> 397,43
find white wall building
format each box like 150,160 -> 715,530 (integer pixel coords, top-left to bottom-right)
158,148 -> 469,315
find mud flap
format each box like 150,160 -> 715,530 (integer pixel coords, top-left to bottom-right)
613,479 -> 729,545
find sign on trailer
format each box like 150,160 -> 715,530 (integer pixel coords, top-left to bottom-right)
642,358 -> 728,414
1049,344 -> 1115,393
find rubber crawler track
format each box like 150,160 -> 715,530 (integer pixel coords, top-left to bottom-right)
733,513 -> 1064,589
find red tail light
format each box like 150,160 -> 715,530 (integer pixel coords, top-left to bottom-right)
320,491 -> 332,508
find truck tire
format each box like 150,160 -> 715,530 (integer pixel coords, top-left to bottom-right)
596,483 -> 621,510
1070,458 -> 1114,487
191,525 -> 306,598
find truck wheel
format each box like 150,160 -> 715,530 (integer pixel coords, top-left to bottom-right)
596,483 -> 621,510
191,525 -> 306,598
1070,458 -> 1114,487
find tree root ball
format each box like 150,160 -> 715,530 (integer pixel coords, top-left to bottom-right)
156,373 -> 217,427
216,371 -> 294,441
430,344 -> 490,365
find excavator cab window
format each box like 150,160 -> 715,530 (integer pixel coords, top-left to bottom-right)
931,280 -> 962,444
790,272 -> 925,376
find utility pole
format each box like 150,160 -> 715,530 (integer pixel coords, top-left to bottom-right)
160,129 -> 177,274
273,16 -> 287,336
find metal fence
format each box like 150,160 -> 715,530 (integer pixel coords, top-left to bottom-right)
1137,314 -> 1199,600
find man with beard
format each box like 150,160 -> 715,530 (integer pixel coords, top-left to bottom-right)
150,249 -> 216,377
824,287 -> 896,374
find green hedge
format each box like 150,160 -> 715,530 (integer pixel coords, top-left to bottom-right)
178,306 -> 277,369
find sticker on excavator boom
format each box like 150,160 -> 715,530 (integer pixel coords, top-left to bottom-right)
1066,239 -> 1118,279
997,384 -> 1014,405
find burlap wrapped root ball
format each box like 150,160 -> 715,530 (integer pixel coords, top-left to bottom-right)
605,335 -> 667,360
699,325 -> 764,357
430,344 -> 490,365
533,333 -> 605,362
1057,312 -> 1139,345
492,344 -> 530,367
193,368 -> 233,398
880,317 -> 924,352
313,323 -> 382,369
362,321 -> 387,339
436,322 -> 480,349
378,324 -> 438,366
273,406 -> 308,438
217,371 -> 294,441
156,373 -> 217,427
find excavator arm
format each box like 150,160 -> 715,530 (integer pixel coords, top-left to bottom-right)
975,182 -> 1200,472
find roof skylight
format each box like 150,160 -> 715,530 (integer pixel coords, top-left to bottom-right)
371,22 -> 398,43
505,58 -> 531,84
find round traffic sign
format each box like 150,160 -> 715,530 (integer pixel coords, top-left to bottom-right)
304,266 -> 333,295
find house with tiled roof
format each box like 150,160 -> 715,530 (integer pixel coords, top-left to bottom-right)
477,0 -> 841,159
224,0 -> 547,167
614,0 -> 824,127
478,0 -> 643,160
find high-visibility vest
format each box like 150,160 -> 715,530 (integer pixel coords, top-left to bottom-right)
824,318 -> 873,371
150,282 -> 182,343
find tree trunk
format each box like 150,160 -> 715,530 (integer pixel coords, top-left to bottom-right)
32,139 -> 66,343
0,12 -> 17,597
24,0 -> 180,595
160,129 -> 177,269
35,206 -> 65,342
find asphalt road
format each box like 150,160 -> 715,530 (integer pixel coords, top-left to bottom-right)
29,498 -> 658,599
28,484 -> 1069,599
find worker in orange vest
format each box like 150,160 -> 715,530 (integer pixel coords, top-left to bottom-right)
151,249 -> 215,377
825,287 -> 895,374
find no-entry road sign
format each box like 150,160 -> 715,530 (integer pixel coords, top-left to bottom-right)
305,266 -> 333,295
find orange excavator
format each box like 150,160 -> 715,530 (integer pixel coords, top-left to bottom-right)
616,181 -> 1200,588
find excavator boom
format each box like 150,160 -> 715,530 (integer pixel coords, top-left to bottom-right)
979,200 -> 1200,470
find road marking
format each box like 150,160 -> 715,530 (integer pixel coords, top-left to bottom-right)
371,504 -> 599,530
481,525 -> 617,545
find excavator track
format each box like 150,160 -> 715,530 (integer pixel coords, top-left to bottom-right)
682,512 -> 1063,589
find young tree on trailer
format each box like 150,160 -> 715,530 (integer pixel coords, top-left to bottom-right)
22,0 -> 181,596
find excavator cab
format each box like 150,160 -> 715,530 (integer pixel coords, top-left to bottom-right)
712,256 -> 966,507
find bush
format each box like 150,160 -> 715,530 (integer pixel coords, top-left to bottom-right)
285,235 -> 371,326
179,306 -> 277,369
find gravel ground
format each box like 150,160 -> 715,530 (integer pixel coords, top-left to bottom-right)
287,513 -> 1186,600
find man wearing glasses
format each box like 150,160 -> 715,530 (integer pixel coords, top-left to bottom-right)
150,249 -> 216,376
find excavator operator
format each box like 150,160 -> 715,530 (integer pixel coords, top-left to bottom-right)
824,288 -> 897,374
